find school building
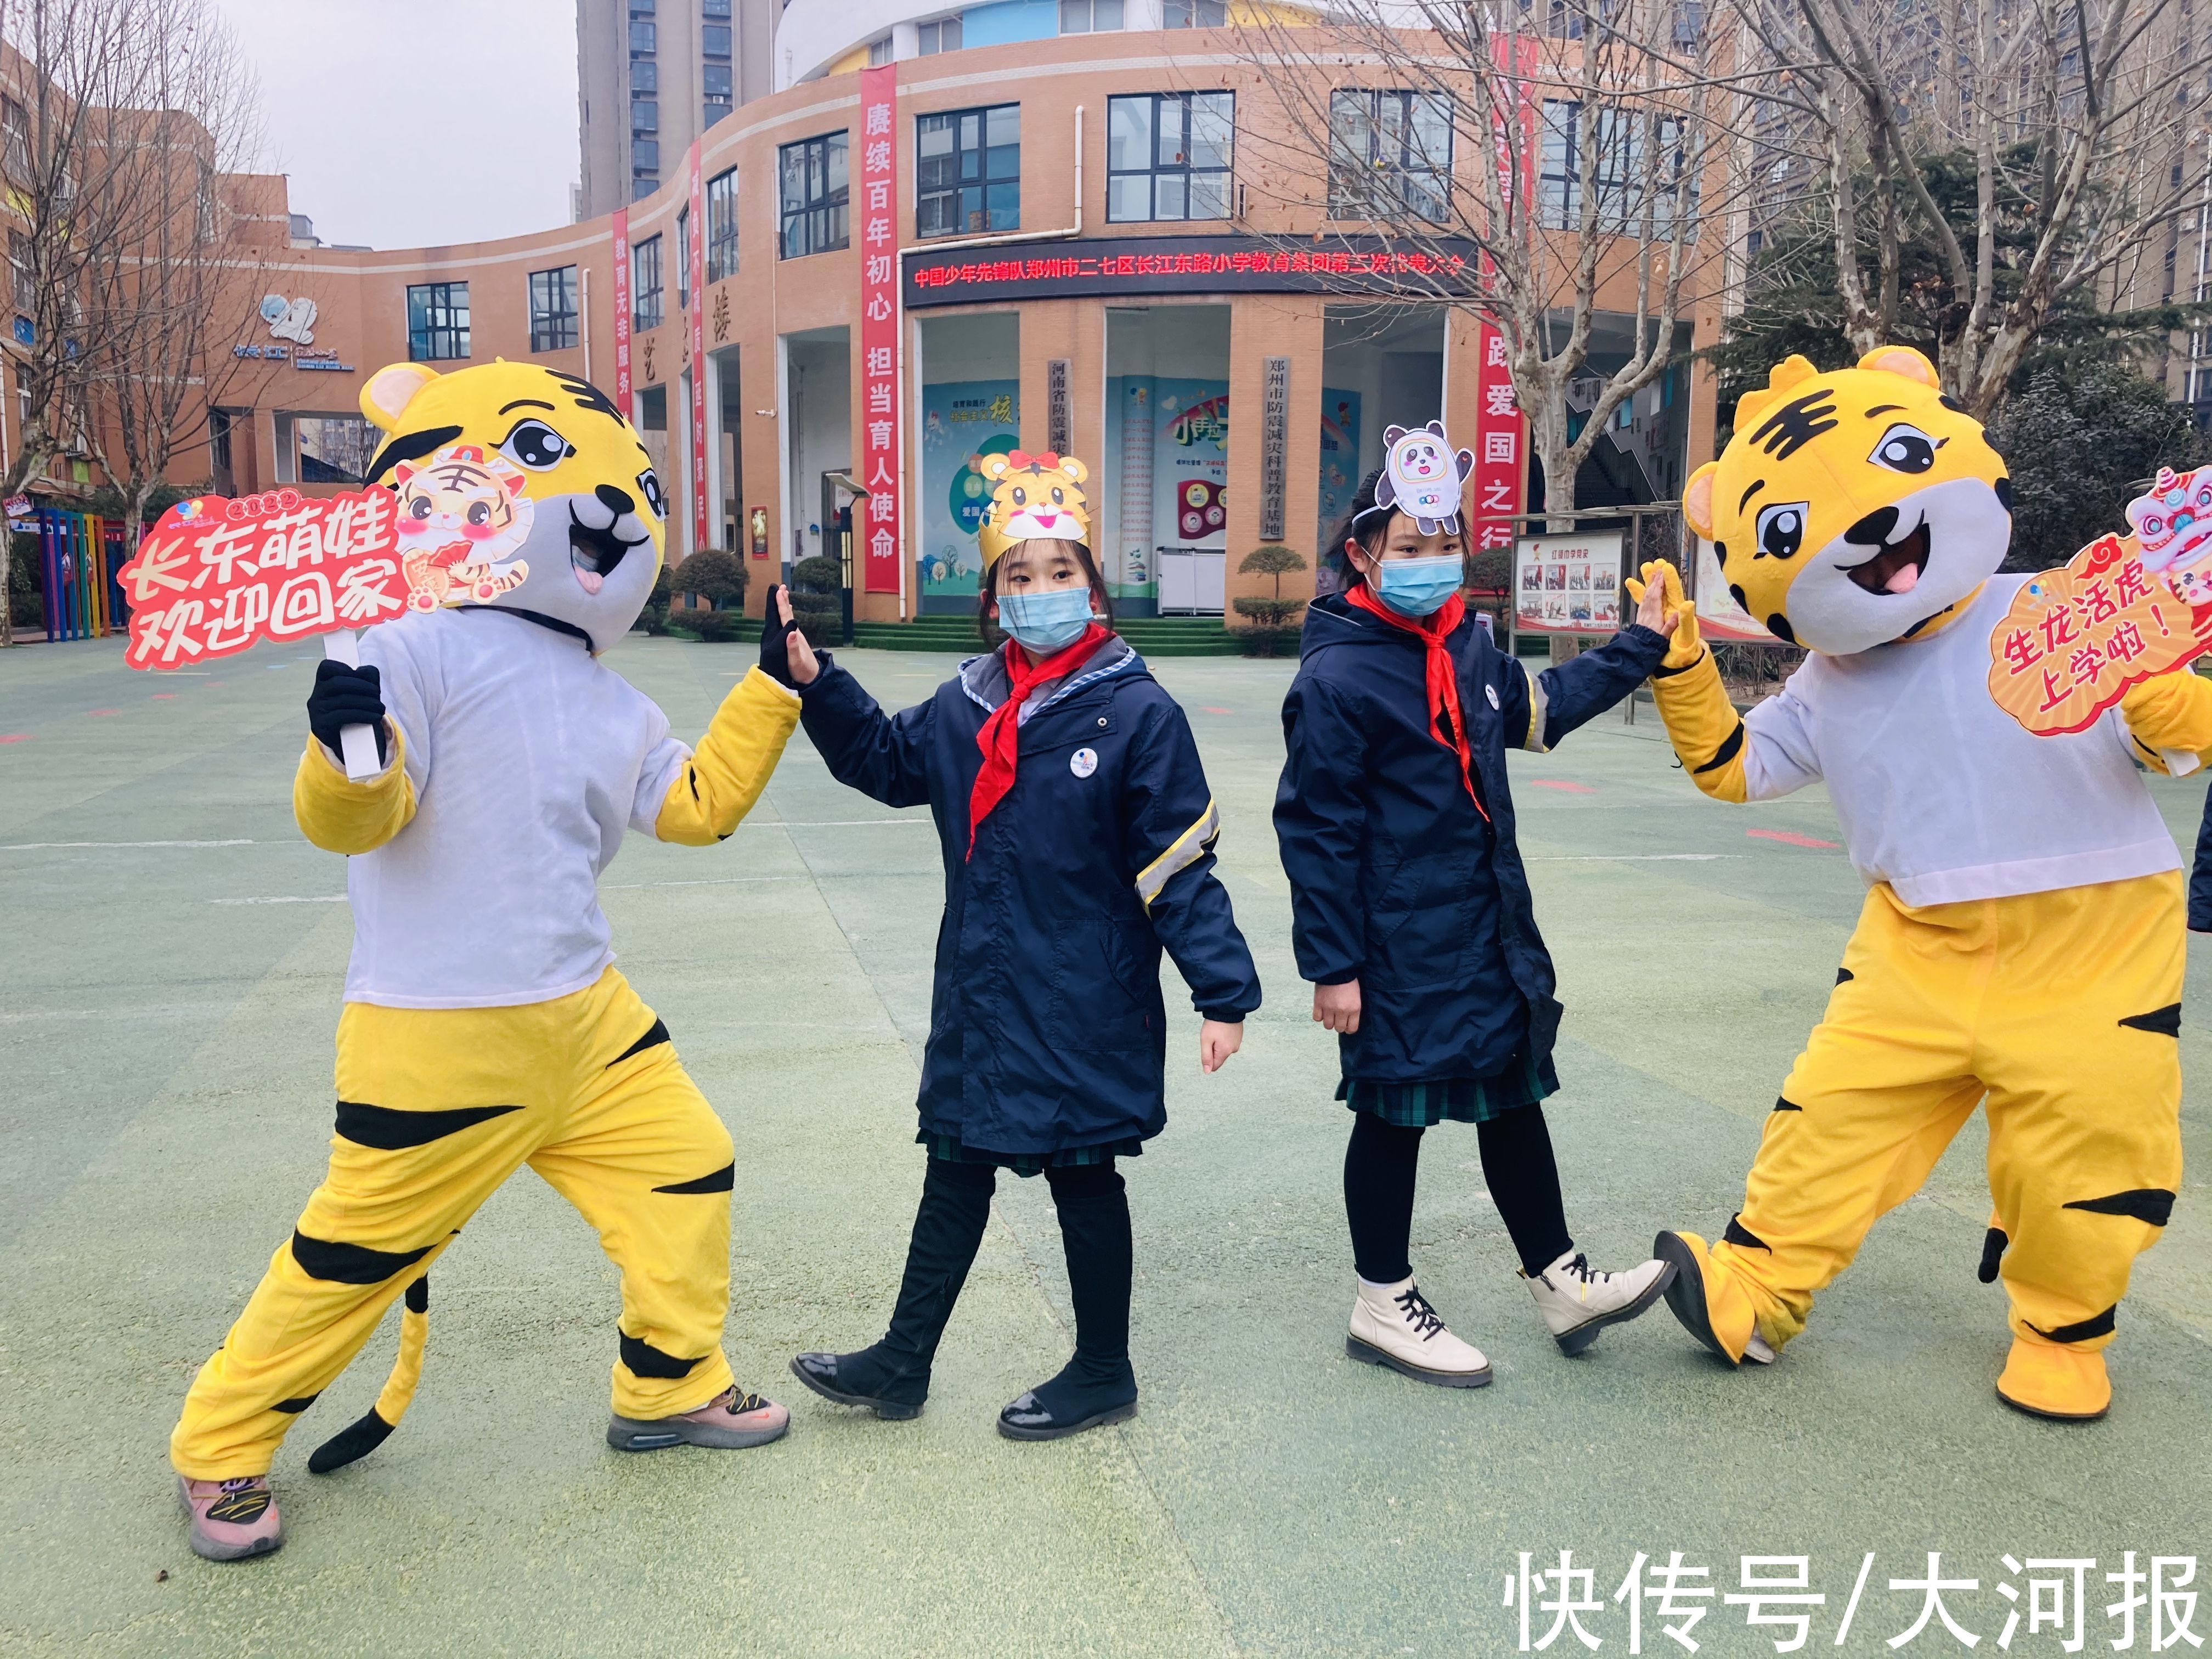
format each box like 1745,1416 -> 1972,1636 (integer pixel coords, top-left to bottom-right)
29,12 -> 1730,627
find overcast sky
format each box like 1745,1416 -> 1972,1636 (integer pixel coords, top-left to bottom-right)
212,0 -> 581,251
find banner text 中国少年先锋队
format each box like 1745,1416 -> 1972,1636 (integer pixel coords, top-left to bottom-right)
902,235 -> 1482,309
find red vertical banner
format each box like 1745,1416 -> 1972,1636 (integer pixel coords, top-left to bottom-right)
1472,33 -> 1539,551
687,140 -> 708,557
858,64 -> 901,597
611,206 -> 632,411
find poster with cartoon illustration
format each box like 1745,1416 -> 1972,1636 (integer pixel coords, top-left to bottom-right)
1317,387 -> 1362,549
1102,375 -> 1229,602
918,379 -> 1018,608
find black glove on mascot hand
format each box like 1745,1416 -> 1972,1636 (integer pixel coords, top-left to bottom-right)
758,583 -> 800,689
307,659 -> 391,768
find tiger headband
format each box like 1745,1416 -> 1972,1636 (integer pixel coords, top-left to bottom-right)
977,450 -> 1092,569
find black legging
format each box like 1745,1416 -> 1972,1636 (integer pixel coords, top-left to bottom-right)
1342,1107 -> 1572,1283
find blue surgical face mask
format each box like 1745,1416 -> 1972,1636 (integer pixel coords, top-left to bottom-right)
1373,552 -> 1463,618
997,585 -> 1096,652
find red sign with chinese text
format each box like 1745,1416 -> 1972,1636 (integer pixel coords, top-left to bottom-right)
1988,532 -> 2212,735
115,489 -> 407,668
612,206 -> 633,410
1472,33 -> 1539,553
687,140 -> 709,557
902,238 -> 1478,308
859,65 -> 901,597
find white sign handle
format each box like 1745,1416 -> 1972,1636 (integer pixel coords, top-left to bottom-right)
320,630 -> 383,782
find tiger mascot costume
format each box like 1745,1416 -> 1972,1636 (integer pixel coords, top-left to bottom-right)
171,359 -> 806,1561
1630,345 -> 2211,1421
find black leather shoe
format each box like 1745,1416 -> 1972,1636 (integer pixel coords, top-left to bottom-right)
788,1350 -> 925,1420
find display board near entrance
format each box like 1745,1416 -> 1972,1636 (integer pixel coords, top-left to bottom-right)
1514,531 -> 1624,634
904,235 -> 1480,309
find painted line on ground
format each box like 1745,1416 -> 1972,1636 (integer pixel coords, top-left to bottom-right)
1524,853 -> 1745,861
211,873 -> 817,905
1529,779 -> 1598,793
2,838 -> 264,851
1747,827 -> 1841,849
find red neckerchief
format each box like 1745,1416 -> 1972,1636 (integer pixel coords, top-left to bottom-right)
1344,584 -> 1488,821
966,623 -> 1111,859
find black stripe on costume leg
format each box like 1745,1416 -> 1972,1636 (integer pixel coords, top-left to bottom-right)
653,1161 -> 736,1194
1694,722 -> 1746,775
2030,1305 -> 2117,1345
1978,1227 -> 2007,1283
335,1099 -> 522,1149
272,1392 -> 321,1413
1772,1096 -> 1803,1113
607,1018 -> 672,1067
618,1329 -> 705,1380
2064,1189 -> 2177,1227
1835,967 -> 1854,986
405,1276 -> 430,1313
1723,1214 -> 1770,1251
290,1231 -> 433,1284
2118,1003 -> 2182,1036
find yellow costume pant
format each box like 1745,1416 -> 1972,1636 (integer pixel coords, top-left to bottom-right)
171,967 -> 737,1479
1708,872 -> 2183,1357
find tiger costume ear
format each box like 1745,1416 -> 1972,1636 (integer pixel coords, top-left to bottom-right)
362,363 -> 441,432
1683,462 -> 1719,542
1857,345 -> 1939,386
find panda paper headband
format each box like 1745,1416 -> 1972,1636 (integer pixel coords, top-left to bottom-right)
1351,421 -> 1477,538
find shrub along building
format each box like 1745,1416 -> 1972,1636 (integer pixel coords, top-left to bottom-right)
18,5 -> 1746,633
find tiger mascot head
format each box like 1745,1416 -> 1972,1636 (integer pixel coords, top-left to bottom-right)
1684,346 -> 2012,655
977,449 -> 1091,569
359,359 -> 667,651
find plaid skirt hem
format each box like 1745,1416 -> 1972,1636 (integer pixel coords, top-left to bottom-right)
1336,1049 -> 1559,1127
920,1131 -> 1146,1178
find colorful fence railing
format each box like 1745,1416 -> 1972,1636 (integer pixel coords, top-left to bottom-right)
36,509 -> 124,641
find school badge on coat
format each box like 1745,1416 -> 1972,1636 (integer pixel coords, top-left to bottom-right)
1070,747 -> 1098,777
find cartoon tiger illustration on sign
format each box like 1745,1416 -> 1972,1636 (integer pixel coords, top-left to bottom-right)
1626,345 -> 2212,1423
391,444 -> 533,611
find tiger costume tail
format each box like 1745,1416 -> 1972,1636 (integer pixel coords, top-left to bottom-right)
307,1272 -> 430,1474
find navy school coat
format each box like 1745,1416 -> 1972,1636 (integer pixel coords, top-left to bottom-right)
798,635 -> 1262,1155
1273,595 -> 1669,1083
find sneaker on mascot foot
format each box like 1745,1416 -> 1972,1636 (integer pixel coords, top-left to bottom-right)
606,1384 -> 791,1452
177,1475 -> 283,1562
1346,1276 -> 1493,1387
1522,1248 -> 1678,1355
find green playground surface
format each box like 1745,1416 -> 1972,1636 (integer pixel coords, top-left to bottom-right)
3,633 -> 2209,1658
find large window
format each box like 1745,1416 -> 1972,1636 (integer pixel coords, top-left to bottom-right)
1,97 -> 26,180
407,281 -> 470,361
916,104 -> 1018,238
1539,101 -> 1700,236
1107,92 -> 1232,223
707,167 -> 738,281
629,20 -> 655,52
631,98 -> 658,132
633,234 -> 664,330
298,416 -> 379,484
778,131 -> 849,258
701,22 -> 730,54
1329,89 -> 1452,222
703,63 -> 732,101
529,265 -> 578,352
676,207 -> 691,308
631,59 -> 658,92
917,15 -> 962,52
1163,0 -> 1224,22
1060,0 -> 1122,29
9,229 -> 31,314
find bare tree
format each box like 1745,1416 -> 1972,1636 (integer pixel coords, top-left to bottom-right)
1731,0 -> 2212,416
79,0 -> 266,552
1235,0 -> 1763,527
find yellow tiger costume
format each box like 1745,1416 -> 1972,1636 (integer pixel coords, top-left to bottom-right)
1629,346 -> 2212,1420
171,359 -> 800,1526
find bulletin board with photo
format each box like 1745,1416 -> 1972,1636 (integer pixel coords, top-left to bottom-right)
1513,531 -> 1626,635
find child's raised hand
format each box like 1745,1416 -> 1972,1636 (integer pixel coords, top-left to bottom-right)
767,585 -> 819,687
1200,1019 -> 1242,1074
1311,979 -> 1361,1034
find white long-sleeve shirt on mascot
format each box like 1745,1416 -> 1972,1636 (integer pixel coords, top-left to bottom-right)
342,608 -> 696,1008
1738,574 -> 2184,906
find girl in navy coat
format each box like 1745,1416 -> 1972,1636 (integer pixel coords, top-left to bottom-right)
1275,442 -> 1679,1389
782,450 -> 1261,1439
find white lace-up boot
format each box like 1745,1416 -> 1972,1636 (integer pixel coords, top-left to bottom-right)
1346,1276 -> 1492,1387
1523,1249 -> 1677,1355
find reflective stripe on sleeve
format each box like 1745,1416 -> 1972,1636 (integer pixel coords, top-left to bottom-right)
1135,797 -> 1221,910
